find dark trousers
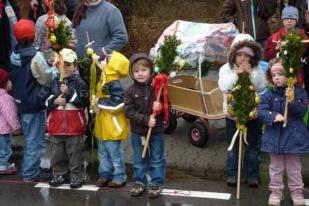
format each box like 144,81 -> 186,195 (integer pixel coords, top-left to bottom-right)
50,135 -> 83,179
225,118 -> 261,181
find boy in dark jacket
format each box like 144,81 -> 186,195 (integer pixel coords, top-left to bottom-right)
124,53 -> 165,198
10,19 -> 52,182
42,48 -> 89,189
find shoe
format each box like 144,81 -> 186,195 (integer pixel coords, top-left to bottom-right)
246,179 -> 259,188
291,189 -> 305,206
23,171 -> 52,182
107,180 -> 126,188
148,185 -> 162,199
70,178 -> 84,189
96,178 -> 110,187
268,189 -> 283,206
227,176 -> 237,186
0,164 -> 18,175
49,175 -> 67,187
130,183 -> 145,196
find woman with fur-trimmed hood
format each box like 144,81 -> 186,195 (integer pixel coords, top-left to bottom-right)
218,33 -> 267,187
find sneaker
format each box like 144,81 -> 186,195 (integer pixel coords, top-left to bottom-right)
49,175 -> 67,187
227,176 -> 237,186
23,171 -> 52,182
148,185 -> 162,199
107,180 -> 126,188
0,164 -> 18,175
246,179 -> 259,188
70,178 -> 84,189
96,178 -> 110,187
291,189 -> 305,206
130,183 -> 145,196
268,189 -> 283,206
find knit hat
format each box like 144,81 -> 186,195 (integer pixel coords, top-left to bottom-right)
59,48 -> 77,63
281,6 -> 299,21
13,19 -> 36,42
0,69 -> 9,89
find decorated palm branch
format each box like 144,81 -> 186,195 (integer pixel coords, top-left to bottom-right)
142,35 -> 181,158
278,32 -> 303,127
226,72 -> 260,199
45,0 -> 72,82
78,32 -> 104,114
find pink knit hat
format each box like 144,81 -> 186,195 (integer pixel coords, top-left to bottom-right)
236,46 -> 254,56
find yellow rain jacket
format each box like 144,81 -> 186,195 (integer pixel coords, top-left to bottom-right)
94,51 -> 129,141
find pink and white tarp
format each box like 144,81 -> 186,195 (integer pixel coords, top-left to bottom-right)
150,20 -> 239,68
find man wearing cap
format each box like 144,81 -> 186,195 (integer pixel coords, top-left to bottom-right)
9,19 -> 54,182
264,6 -> 308,61
40,48 -> 89,189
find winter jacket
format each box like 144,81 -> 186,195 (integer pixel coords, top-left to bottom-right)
221,0 -> 276,41
258,86 -> 309,154
218,34 -> 267,116
264,27 -> 307,61
124,83 -> 165,135
0,88 -> 20,134
42,74 -> 89,136
10,45 -> 46,114
94,80 -> 129,141
94,51 -> 129,141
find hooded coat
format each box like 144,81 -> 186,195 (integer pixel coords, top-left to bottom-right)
218,34 -> 267,115
258,86 -> 309,154
124,53 -> 165,135
94,51 -> 129,141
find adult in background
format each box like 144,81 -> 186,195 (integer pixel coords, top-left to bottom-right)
29,0 -> 79,21
221,0 -> 277,46
0,0 -> 20,71
72,0 -> 128,59
72,0 -> 128,148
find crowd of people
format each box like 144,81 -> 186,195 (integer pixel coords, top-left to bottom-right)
1,0 -> 309,204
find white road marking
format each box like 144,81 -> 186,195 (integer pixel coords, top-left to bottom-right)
35,183 -> 231,200
35,183 -> 99,191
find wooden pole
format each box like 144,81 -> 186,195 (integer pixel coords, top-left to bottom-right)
283,98 -> 288,127
236,130 -> 243,200
142,84 -> 164,158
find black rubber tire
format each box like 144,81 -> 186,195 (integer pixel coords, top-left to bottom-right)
188,122 -> 208,147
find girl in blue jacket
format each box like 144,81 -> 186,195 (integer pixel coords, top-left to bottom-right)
258,58 -> 309,206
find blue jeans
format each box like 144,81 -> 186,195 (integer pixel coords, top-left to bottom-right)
0,134 -> 12,170
98,140 -> 127,182
131,132 -> 166,187
225,118 -> 260,181
20,112 -> 46,180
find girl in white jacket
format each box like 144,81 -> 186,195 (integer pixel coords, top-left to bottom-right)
218,33 -> 267,187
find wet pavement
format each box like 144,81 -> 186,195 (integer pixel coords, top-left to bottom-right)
0,171 -> 308,206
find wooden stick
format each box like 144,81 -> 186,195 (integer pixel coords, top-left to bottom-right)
236,130 -> 243,200
283,98 -> 288,127
142,84 -> 164,158
58,53 -> 65,82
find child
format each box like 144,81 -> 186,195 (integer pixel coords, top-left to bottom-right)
264,6 -> 307,61
124,53 -> 165,198
0,68 -> 20,175
258,58 -> 309,206
42,48 -> 89,189
218,33 -> 267,187
10,19 -> 53,182
94,51 -> 129,188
